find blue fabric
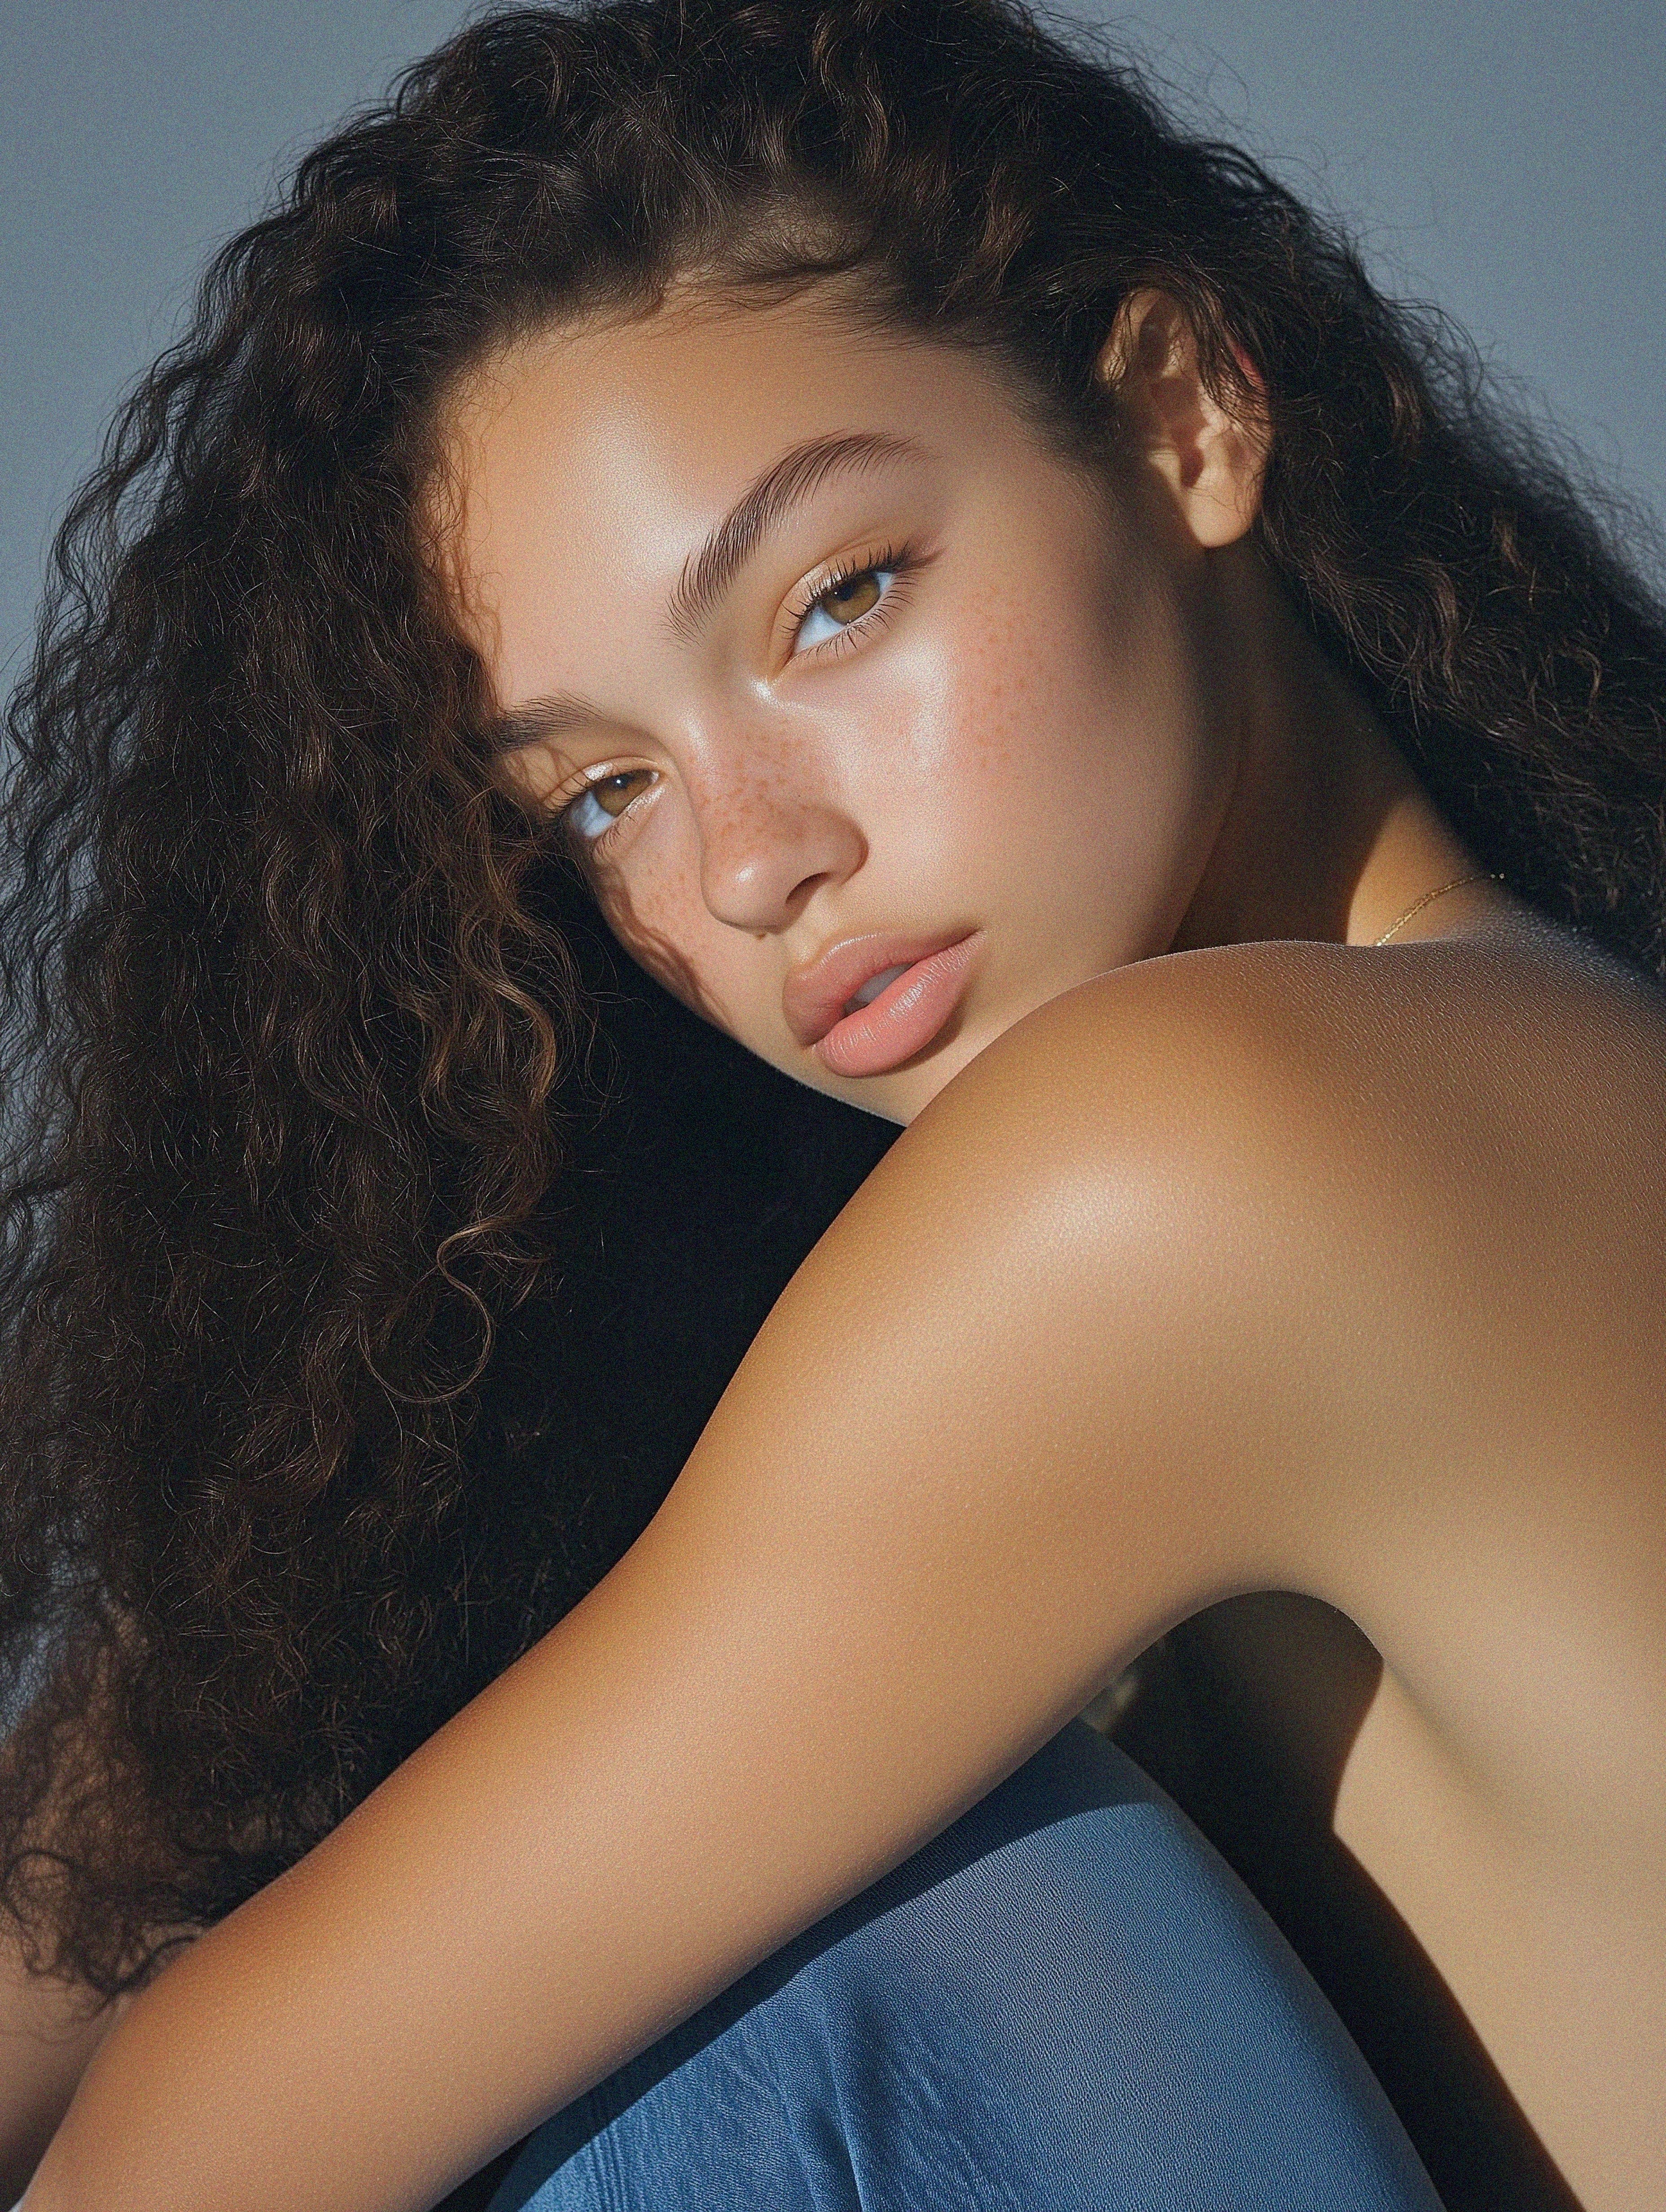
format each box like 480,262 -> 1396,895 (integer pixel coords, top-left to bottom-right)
490,1720 -> 1441,2212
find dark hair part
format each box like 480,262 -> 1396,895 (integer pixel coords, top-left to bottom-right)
3,0 -> 1663,1998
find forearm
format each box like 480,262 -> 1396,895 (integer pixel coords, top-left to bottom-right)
20,1519 -> 1203,2212
20,1577 -> 873,2212
22,1057 -> 1297,2212
21,1534 -> 1029,2212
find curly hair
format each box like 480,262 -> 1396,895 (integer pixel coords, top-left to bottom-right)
3,0 -> 1663,2001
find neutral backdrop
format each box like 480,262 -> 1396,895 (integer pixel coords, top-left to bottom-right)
3,0 -> 1663,682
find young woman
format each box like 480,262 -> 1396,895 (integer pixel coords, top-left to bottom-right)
2,1 -> 1662,2208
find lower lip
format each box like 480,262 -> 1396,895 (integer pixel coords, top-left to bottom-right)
812,935 -> 983,1080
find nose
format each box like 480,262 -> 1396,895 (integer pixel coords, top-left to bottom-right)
693,771 -> 867,934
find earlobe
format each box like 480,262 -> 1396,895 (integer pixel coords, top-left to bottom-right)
1095,287 -> 1269,550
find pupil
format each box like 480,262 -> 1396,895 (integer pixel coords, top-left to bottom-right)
829,572 -> 879,620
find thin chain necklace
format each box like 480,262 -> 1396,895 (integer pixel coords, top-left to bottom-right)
1372,872 -> 1499,947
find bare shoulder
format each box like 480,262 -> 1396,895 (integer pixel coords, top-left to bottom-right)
924,909 -> 1666,1202
881,916 -> 1666,1828
912,911 -> 1666,1355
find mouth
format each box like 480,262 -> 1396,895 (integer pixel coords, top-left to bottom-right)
844,962 -> 914,1014
807,933 -> 984,1080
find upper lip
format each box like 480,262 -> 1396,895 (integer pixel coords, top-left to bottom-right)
782,929 -> 977,1049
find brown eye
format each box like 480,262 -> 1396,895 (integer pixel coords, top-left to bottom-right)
821,571 -> 881,623
591,770 -> 653,819
564,769 -> 657,847
792,557 -> 904,656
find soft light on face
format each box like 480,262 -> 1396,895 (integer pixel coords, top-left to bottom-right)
436,284 -> 1241,1122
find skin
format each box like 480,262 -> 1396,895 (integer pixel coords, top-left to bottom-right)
443,280 -> 1455,1117
18,285 -> 1666,2212
0,1936 -> 117,2207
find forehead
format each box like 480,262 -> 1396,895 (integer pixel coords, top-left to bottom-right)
432,287 -> 1059,615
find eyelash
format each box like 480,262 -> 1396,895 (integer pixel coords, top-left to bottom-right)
784,539 -> 919,660
558,539 -> 921,857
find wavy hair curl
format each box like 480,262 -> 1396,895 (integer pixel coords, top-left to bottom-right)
3,0 -> 1663,1999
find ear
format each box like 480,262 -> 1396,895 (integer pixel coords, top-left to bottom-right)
1095,288 -> 1268,549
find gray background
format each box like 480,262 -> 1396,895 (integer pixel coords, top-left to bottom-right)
3,0 -> 1663,684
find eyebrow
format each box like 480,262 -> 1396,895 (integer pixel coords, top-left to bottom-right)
485,428 -> 929,753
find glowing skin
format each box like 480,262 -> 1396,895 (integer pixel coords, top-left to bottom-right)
26,287 -> 1666,2212
439,282 -> 1476,1124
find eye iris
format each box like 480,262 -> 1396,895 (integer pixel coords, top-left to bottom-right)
824,571 -> 881,623
594,771 -> 649,818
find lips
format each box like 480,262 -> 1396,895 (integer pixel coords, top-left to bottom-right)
781,929 -> 984,1080
782,930 -> 978,1050
847,961 -> 913,1011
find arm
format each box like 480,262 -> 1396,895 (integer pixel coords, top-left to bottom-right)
0,1664 -> 173,2203
23,974 -> 1336,2212
0,1937 -> 125,2208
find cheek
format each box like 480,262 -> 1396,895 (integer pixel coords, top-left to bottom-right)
917,585 -> 1131,829
917,568 -> 1220,939
592,846 -> 706,1007
587,817 -> 756,1033
941,597 -> 1040,796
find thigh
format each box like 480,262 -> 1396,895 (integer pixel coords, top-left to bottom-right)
489,1722 -> 1442,2212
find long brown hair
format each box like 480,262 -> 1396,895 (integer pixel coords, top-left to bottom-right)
4,0 -> 1663,1998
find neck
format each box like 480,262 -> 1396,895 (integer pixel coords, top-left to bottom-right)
1172,543 -> 1485,954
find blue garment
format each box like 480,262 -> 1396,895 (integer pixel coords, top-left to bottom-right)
490,1721 -> 1441,2211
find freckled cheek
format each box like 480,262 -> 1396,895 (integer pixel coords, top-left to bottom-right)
592,815 -> 772,1033
898,592 -> 1209,951
850,602 -> 1034,849
906,603 -> 1120,835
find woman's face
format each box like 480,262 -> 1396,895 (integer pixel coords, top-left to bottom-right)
438,285 -> 1242,1123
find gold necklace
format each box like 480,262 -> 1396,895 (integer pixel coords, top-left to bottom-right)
1372,871 -> 1499,947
